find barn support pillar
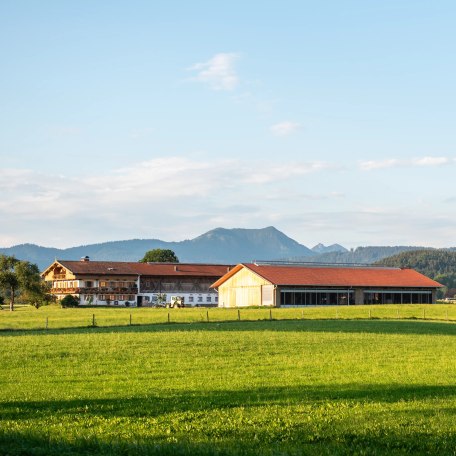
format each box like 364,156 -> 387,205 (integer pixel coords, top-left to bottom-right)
355,289 -> 364,305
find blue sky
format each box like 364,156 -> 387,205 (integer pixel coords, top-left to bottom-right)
1,1 -> 455,249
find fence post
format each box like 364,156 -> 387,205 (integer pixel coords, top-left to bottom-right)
206,310 -> 209,322
238,309 -> 240,321
92,314 -> 96,327
396,309 -> 399,319
129,313 -> 132,326
167,312 -> 170,324
269,308 -> 272,321
301,309 -> 304,319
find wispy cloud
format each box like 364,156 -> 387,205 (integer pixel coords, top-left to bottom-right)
189,53 -> 240,91
270,121 -> 301,137
0,157 -> 335,219
244,161 -> 335,184
360,156 -> 454,171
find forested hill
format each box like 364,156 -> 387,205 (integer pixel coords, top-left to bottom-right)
377,250 -> 456,297
290,246 -> 430,265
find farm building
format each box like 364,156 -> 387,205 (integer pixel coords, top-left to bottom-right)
211,263 -> 443,307
42,257 -> 232,307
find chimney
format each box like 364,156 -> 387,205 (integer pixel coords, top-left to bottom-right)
174,265 -> 178,271
81,256 -> 90,262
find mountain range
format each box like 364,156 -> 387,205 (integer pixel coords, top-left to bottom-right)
0,226 -> 452,271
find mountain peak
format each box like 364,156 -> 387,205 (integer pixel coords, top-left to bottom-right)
311,243 -> 348,254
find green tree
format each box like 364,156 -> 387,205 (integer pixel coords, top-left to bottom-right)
60,295 -> 80,308
0,255 -> 46,311
139,249 -> 179,263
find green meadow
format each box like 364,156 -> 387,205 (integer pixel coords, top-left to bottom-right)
1,306 -> 456,455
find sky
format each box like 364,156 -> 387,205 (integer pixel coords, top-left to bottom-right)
1,0 -> 455,249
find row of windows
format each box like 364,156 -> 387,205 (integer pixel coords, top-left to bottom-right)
281,291 -> 433,305
53,281 -> 78,288
99,281 -> 136,288
99,295 -> 135,301
187,296 -> 218,303
53,281 -> 138,289
364,292 -> 432,305
281,291 -> 354,306
142,294 -> 218,303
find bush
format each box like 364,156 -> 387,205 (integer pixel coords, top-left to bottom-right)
60,295 -> 80,308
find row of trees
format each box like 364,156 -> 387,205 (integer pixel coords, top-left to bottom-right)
0,255 -> 50,311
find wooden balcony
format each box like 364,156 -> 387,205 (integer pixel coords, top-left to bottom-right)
51,286 -> 138,294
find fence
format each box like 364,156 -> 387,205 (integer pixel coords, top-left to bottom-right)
1,304 -> 456,332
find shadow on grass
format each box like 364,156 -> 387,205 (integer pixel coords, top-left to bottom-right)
2,318 -> 456,337
1,384 -> 456,455
2,383 -> 456,421
1,429 -> 454,456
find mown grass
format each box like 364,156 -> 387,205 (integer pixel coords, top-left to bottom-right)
1,310 -> 456,454
1,303 -> 456,331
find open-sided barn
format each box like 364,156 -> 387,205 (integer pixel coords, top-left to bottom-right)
211,262 -> 443,307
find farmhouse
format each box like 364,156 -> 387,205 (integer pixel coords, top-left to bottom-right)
211,262 -> 443,307
42,257 -> 232,306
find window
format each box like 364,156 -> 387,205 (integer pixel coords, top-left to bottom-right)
197,296 -> 203,303
188,296 -> 194,303
215,296 -> 218,303
206,296 -> 212,302
85,281 -> 93,288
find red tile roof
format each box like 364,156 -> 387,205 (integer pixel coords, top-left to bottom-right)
44,261 -> 233,278
211,263 -> 442,288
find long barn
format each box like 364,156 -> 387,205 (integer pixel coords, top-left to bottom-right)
42,258 -> 233,307
211,263 -> 442,307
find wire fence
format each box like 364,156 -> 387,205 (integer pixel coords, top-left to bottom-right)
1,304 -> 456,332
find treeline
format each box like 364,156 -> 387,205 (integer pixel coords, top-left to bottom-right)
377,250 -> 456,298
291,246 -> 431,264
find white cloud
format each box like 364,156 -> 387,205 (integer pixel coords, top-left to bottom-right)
414,156 -> 450,166
270,121 -> 301,137
189,53 -> 240,91
2,155 -> 454,249
0,157 -> 332,246
244,161 -> 335,184
360,156 -> 454,171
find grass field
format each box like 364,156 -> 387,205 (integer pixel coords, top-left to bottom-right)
1,306 -> 456,455
1,303 -> 456,331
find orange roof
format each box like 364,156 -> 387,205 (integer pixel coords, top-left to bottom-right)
44,260 -> 233,278
211,263 -> 442,288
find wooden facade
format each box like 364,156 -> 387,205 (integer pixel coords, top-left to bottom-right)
42,259 -> 232,307
217,266 -> 273,307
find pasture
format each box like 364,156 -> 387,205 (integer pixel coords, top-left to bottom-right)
1,306 -> 456,455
